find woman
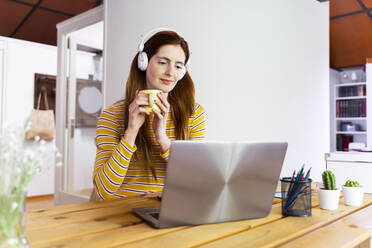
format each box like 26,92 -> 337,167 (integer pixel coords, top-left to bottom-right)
92,29 -> 207,199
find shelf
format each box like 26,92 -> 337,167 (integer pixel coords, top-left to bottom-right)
335,82 -> 366,87
331,65 -> 370,153
336,117 -> 366,120
336,131 -> 366,135
336,96 -> 366,100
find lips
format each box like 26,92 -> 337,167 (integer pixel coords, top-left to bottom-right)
160,79 -> 173,85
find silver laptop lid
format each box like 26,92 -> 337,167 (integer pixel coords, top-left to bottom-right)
158,141 -> 288,227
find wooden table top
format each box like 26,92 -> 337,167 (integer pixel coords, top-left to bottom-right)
26,193 -> 372,248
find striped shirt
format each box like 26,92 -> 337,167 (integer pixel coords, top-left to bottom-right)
93,99 -> 207,199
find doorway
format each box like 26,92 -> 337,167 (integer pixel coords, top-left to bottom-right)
55,6 -> 104,205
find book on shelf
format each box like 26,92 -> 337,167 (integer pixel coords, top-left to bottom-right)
336,134 -> 354,151
338,85 -> 366,97
336,99 -> 366,118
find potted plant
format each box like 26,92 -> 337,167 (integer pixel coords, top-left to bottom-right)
318,170 -> 340,210
342,180 -> 364,206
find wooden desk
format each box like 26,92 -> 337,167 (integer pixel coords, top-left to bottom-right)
26,194 -> 372,248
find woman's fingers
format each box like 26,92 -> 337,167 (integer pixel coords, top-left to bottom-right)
153,108 -> 163,119
155,99 -> 167,114
137,107 -> 151,116
135,99 -> 149,106
129,92 -> 149,111
136,93 -> 149,104
155,93 -> 170,115
130,100 -> 150,115
158,92 -> 170,109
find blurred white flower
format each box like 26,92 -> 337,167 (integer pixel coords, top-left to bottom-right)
1,124 -> 63,241
0,123 -> 62,199
25,121 -> 32,131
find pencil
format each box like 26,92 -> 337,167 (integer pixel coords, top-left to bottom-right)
285,170 -> 296,208
287,170 -> 296,193
304,167 -> 312,181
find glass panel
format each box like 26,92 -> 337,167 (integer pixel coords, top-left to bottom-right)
64,22 -> 103,200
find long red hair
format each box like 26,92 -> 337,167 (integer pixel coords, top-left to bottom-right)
124,31 -> 195,178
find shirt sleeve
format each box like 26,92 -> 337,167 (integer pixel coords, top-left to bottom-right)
190,103 -> 207,140
92,108 -> 137,200
159,104 -> 207,162
160,149 -> 170,161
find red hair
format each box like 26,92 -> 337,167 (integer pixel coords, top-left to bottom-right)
124,31 -> 195,178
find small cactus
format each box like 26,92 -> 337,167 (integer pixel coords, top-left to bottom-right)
344,180 -> 360,187
322,170 -> 336,190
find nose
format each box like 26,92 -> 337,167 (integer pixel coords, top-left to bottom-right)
165,64 -> 175,76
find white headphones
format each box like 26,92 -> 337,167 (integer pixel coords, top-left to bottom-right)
137,28 -> 190,79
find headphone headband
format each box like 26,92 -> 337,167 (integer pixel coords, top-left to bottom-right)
138,27 -> 180,52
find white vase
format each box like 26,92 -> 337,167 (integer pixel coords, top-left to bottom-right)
342,186 -> 364,206
318,188 -> 340,210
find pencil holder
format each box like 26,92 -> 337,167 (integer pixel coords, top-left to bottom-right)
280,177 -> 312,217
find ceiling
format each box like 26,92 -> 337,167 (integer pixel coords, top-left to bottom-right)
0,0 -> 370,69
0,0 -> 102,46
331,0 -> 372,68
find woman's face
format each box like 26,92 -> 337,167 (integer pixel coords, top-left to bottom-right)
146,44 -> 186,93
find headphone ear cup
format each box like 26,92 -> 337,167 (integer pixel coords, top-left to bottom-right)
137,52 -> 148,71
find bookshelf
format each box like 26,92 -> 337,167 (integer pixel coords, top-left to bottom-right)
330,62 -> 372,151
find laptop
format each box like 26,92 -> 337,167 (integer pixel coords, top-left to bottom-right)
133,141 -> 288,228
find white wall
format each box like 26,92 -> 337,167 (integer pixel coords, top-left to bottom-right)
0,36 -> 101,196
104,0 -> 330,182
2,37 -> 57,125
0,36 -> 57,197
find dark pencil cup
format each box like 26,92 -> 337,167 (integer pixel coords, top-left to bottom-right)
280,177 -> 312,217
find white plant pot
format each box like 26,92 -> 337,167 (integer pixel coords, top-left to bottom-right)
318,188 -> 340,210
342,186 -> 364,206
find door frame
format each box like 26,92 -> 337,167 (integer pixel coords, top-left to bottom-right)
0,40 -> 7,129
55,5 -> 104,205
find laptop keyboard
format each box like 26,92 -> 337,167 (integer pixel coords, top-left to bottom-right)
150,213 -> 159,219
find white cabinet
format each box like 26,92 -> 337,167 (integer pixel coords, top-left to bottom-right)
325,152 -> 372,193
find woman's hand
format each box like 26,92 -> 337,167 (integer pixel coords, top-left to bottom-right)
124,90 -> 150,146
152,92 -> 171,153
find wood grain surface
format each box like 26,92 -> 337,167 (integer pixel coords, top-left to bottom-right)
26,193 -> 372,248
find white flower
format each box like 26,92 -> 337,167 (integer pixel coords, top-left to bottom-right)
3,152 -> 10,159
0,124 -> 62,200
25,121 -> 32,131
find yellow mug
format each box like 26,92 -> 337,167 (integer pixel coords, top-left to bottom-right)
139,89 -> 162,113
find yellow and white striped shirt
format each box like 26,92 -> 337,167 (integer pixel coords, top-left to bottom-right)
93,99 -> 207,199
